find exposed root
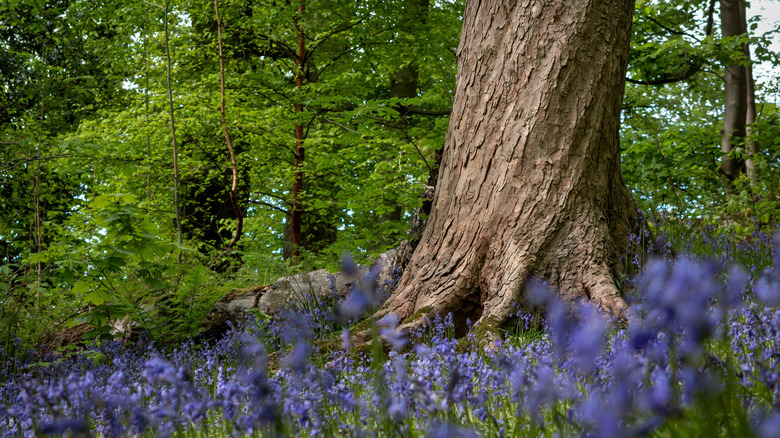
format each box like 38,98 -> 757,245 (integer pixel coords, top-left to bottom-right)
583,264 -> 628,319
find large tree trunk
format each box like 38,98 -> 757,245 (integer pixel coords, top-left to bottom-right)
720,0 -> 748,186
379,0 -> 637,337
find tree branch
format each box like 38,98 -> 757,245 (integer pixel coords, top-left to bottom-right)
305,17 -> 366,62
626,62 -> 702,85
628,0 -> 717,86
644,15 -> 702,43
323,117 -> 362,135
248,199 -> 290,215
397,105 -> 451,116
0,153 -> 74,174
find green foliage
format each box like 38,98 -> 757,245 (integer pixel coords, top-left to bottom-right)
622,0 -> 780,239
30,192 -> 221,343
727,104 -> 780,229
0,0 -> 465,350
1,0 -> 780,351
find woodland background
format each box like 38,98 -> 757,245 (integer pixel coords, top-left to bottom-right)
1,0 -> 780,351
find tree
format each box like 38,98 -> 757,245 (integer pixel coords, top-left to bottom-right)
720,0 -> 748,184
379,0 -> 638,337
619,0 -> 780,223
620,0 -> 725,216
719,0 -> 762,189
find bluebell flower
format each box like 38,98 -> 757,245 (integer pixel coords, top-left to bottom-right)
756,409 -> 780,438
378,314 -> 407,351
648,367 -> 672,412
341,253 -> 359,277
580,391 -> 623,438
756,275 -> 780,307
426,421 -> 479,438
143,357 -> 178,385
341,328 -> 351,350
570,303 -> 608,374
388,398 -> 407,421
629,325 -> 655,351
525,276 -> 552,307
281,342 -> 311,372
726,264 -> 749,307
39,418 -> 90,437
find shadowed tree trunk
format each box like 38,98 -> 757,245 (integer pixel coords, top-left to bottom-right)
382,0 -> 430,225
740,1 -> 759,183
379,0 -> 638,337
744,55 -> 758,180
720,0 -> 748,186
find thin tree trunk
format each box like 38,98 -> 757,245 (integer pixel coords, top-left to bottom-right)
379,0 -> 637,338
720,0 -> 748,187
214,0 -> 244,255
383,0 -> 430,225
741,2 -> 759,183
387,0 -> 439,267
164,0 -> 183,262
144,10 -> 152,203
34,43 -> 46,301
290,0 -> 306,263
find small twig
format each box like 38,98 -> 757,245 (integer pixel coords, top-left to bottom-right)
0,153 -> 74,174
359,113 -> 433,175
645,15 -> 702,43
400,130 -> 432,176
255,191 -> 293,204
654,122 -> 684,206
305,17 -> 366,62
323,117 -> 362,135
142,0 -> 163,9
397,105 -> 451,116
653,124 -> 668,161
248,199 -> 290,215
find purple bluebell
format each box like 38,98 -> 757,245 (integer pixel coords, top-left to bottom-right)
756,409 -> 780,438
378,314 -> 407,351
570,303 -> 608,374
39,418 -> 90,437
426,421 -> 479,438
142,357 -> 178,385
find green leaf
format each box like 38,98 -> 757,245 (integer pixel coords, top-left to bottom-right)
72,281 -> 92,295
86,289 -> 112,305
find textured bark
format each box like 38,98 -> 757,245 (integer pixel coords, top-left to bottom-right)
720,0 -> 748,185
379,0 -> 637,336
